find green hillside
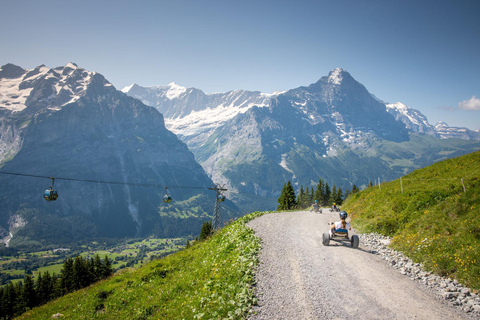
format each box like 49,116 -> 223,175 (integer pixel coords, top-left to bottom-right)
16,211 -> 267,320
343,150 -> 480,290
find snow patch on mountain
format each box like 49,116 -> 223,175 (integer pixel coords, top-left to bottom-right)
165,82 -> 187,100
0,63 -> 101,113
0,65 -> 48,112
328,68 -> 345,85
166,98 -> 271,137
279,153 -> 294,173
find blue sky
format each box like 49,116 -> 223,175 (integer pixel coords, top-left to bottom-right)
2,0 -> 479,130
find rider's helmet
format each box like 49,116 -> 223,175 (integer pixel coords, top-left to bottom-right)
315,200 -> 318,203
339,211 -> 348,219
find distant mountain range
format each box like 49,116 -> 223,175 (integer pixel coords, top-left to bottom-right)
123,68 -> 480,210
0,63 -> 236,247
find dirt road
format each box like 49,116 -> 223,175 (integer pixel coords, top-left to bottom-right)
247,210 -> 471,320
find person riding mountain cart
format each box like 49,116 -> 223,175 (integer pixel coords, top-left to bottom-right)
322,211 -> 359,248
329,203 -> 340,212
310,200 -> 322,213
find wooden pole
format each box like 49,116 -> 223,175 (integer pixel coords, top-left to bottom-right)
400,177 -> 403,194
461,178 -> 466,193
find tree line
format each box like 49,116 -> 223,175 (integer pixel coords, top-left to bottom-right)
0,254 -> 113,319
277,179 -> 360,210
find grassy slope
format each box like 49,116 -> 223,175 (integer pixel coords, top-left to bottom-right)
342,150 -> 480,290
17,211 -> 268,320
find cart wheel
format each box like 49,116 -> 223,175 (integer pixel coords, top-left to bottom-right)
351,235 -> 359,249
322,233 -> 330,246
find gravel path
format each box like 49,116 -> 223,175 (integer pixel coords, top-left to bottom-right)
247,211 -> 474,320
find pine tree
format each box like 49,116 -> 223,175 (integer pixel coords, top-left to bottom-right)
277,183 -> 287,210
314,179 -> 324,204
199,221 -> 213,240
60,257 -> 75,294
352,184 -> 360,194
2,282 -> 17,319
36,271 -> 54,305
94,254 -> 104,282
102,256 -> 113,278
87,257 -> 95,285
330,185 -> 337,205
285,181 -> 297,210
323,182 -> 331,206
277,181 -> 297,210
73,255 -> 88,290
22,274 -> 37,310
304,186 -> 310,204
335,187 -> 344,205
297,185 -> 305,208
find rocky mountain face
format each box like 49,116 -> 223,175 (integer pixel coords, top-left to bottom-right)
0,63 -> 230,247
124,69 -> 480,210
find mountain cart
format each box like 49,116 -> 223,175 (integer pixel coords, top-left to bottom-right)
322,224 -> 359,248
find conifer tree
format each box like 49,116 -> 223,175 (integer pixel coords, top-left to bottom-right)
335,187 -> 344,205
73,255 -> 88,290
297,185 -> 305,208
200,221 -> 213,240
323,182 -> 331,206
285,181 -> 297,210
22,274 -> 37,310
94,254 -> 104,282
60,257 -> 74,294
277,183 -> 287,210
36,271 -> 54,305
305,186 -> 310,204
330,185 -> 337,205
314,179 -> 324,204
352,184 -> 360,194
277,181 -> 297,210
103,256 -> 113,278
2,282 -> 17,318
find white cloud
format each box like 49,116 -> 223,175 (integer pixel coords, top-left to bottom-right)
458,95 -> 480,111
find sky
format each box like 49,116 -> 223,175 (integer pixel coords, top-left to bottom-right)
1,0 -> 479,130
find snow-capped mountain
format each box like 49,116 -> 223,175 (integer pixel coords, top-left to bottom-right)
385,102 -> 436,135
0,63 -> 230,246
122,83 -> 282,150
434,121 -> 480,140
124,68 -> 480,208
386,102 -> 480,140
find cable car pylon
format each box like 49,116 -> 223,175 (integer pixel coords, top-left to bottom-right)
209,184 -> 227,230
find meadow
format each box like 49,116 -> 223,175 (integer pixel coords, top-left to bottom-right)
343,150 -> 480,290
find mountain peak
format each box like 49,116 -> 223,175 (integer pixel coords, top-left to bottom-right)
121,83 -> 138,93
0,63 -> 26,79
165,82 -> 186,100
327,68 -> 347,85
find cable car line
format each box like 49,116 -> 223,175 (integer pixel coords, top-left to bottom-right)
0,170 -> 277,203
0,171 -> 209,191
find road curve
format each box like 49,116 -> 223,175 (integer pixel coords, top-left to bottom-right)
247,211 -> 470,320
